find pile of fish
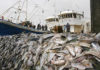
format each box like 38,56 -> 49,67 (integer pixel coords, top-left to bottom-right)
0,32 -> 100,70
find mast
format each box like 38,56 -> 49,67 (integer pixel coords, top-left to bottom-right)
53,0 -> 56,22
17,0 -> 21,23
26,0 -> 28,21
17,0 -> 28,22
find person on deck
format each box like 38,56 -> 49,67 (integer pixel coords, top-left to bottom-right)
45,25 -> 48,31
42,25 -> 44,31
2,16 -> 4,20
33,25 -> 36,29
66,23 -> 70,33
63,25 -> 66,33
39,24 -> 41,30
37,24 -> 40,30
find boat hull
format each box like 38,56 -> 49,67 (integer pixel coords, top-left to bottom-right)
0,20 -> 46,35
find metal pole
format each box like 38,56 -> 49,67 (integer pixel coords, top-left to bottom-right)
26,0 -> 28,21
17,0 -> 21,23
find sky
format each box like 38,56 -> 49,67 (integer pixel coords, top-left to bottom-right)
0,0 -> 90,25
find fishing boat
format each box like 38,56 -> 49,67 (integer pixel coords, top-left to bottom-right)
0,19 -> 46,35
0,0 -> 48,35
46,10 -> 91,33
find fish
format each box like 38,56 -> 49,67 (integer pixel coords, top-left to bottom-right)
71,63 -> 86,69
34,45 -> 43,65
58,61 -> 70,70
40,52 -> 48,69
83,50 -> 100,59
50,34 -> 67,44
47,53 -> 56,62
58,50 -> 69,54
74,46 -> 82,56
26,55 -> 34,67
95,33 -> 100,41
51,59 -> 65,66
79,42 -> 90,48
91,42 -> 100,52
66,45 -> 76,56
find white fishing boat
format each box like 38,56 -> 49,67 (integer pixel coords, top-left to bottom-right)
46,10 -> 91,33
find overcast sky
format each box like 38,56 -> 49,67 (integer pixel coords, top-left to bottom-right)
0,0 -> 90,24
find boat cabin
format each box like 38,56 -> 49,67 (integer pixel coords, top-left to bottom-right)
46,10 -> 91,33
58,11 -> 85,33
46,16 -> 63,32
58,11 -> 83,19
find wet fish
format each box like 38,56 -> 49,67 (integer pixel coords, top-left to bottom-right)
66,45 -> 76,56
91,42 -> 100,52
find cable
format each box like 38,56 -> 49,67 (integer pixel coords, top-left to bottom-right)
28,8 -> 39,20
0,1 -> 20,17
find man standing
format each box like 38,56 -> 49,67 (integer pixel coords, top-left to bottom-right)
63,25 -> 66,33
45,25 -> 48,31
66,23 -> 70,33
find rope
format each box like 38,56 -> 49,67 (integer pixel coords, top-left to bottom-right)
28,8 -> 39,20
0,1 -> 20,17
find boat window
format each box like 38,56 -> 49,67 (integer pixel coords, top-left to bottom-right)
62,15 -> 64,18
79,15 -> 81,19
66,14 -> 68,18
67,14 -> 69,18
64,15 -> 66,18
70,14 -> 72,18
60,14 -> 73,18
67,14 -> 72,18
47,18 -> 59,22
